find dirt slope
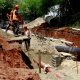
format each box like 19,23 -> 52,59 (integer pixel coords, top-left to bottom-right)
0,30 -> 40,80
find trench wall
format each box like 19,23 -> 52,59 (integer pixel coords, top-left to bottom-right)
32,25 -> 80,47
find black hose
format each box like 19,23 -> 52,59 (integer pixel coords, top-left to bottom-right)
55,46 -> 80,55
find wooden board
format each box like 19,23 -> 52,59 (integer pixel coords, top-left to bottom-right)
8,36 -> 28,42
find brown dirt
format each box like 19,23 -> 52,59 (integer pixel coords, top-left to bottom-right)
0,33 -> 40,80
32,24 -> 80,47
30,24 -> 80,80
1,20 -> 80,80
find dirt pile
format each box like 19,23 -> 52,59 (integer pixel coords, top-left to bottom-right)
0,49 -> 28,68
32,26 -> 80,47
0,67 -> 40,80
0,36 -> 20,50
0,35 -> 40,80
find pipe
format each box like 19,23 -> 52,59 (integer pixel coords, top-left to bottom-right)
55,46 -> 80,55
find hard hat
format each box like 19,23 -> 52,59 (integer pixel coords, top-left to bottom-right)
23,24 -> 29,29
15,5 -> 19,8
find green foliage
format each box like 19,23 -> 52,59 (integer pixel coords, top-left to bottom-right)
0,0 -> 16,21
0,0 -> 13,9
40,0 -> 54,15
0,0 -> 65,20
0,0 -> 79,28
70,19 -> 80,28
19,0 -> 55,20
54,0 -> 64,4
19,0 -> 42,20
39,0 -> 64,17
0,0 -> 5,11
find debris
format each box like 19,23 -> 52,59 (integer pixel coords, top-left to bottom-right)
33,58 -> 52,73
51,54 -> 63,67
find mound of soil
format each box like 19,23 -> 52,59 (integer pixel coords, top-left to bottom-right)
0,34 -> 40,80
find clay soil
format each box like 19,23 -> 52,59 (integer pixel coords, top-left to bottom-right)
1,21 -> 80,80
32,23 -> 80,47
0,29 -> 40,80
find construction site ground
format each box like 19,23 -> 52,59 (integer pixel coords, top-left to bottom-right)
27,34 -> 80,80
0,17 -> 80,80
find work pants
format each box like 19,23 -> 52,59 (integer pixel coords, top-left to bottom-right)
13,20 -> 19,35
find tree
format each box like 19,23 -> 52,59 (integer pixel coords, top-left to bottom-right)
0,0 -> 16,21
19,0 -> 42,20
40,0 -> 54,15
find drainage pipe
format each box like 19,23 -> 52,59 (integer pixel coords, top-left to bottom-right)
55,46 -> 80,55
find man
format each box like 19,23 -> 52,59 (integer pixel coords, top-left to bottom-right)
12,5 -> 21,36
6,5 -> 22,36
7,4 -> 24,36
23,24 -> 31,51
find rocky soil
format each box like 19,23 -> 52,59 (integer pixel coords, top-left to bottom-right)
27,34 -> 80,80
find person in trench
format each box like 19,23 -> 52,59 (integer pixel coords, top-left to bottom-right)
23,24 -> 31,51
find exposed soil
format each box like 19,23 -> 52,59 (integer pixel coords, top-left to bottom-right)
28,21 -> 80,80
0,30 -> 40,80
1,18 -> 80,80
32,23 -> 80,47
27,34 -> 80,80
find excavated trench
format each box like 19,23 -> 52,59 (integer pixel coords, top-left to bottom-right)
0,36 -> 40,80
32,23 -> 80,47
0,23 -> 80,79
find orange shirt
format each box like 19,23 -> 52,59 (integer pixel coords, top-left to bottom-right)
12,9 -> 19,21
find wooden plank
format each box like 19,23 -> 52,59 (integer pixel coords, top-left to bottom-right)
60,52 -> 72,56
8,36 -> 28,42
39,50 -> 41,73
60,39 -> 73,44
